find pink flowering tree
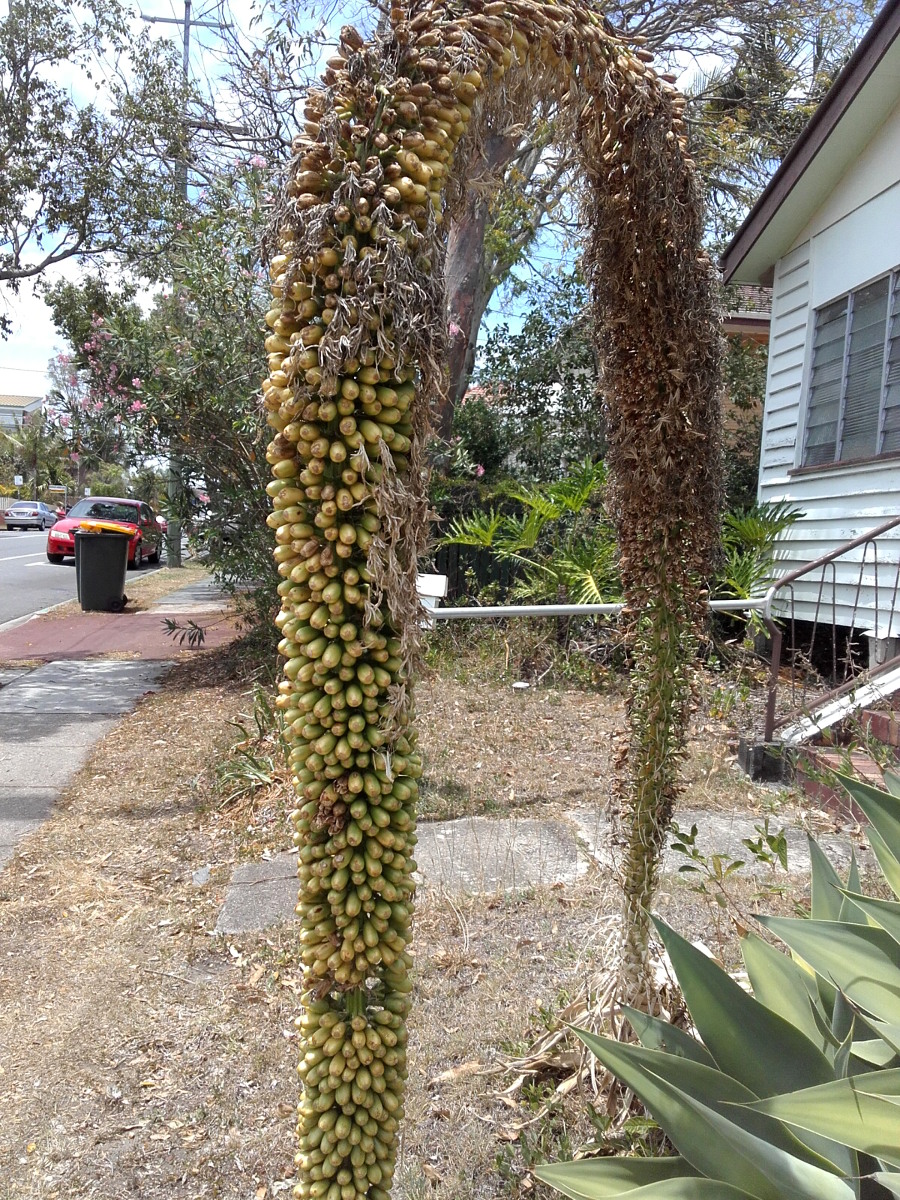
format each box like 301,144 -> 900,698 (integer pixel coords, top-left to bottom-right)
45,163 -> 276,623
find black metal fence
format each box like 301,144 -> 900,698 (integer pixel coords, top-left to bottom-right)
425,542 -> 519,602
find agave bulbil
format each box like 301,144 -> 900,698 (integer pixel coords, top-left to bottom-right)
264,2 -> 722,1196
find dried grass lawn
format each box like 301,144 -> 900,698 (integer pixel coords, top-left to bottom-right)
0,639 -> 813,1200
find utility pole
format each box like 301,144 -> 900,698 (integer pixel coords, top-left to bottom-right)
141,0 -> 220,566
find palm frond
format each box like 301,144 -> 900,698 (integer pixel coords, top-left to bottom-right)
722,500 -> 802,554
440,508 -> 504,548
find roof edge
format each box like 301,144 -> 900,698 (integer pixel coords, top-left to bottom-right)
720,0 -> 900,283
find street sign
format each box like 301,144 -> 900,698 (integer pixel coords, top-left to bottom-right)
84,487 -> 91,496
13,475 -> 22,486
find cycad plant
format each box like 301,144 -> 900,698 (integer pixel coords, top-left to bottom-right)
441,459 -> 622,605
717,501 -> 802,603
537,771 -> 900,1200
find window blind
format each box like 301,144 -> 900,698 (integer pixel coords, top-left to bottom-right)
802,269 -> 899,466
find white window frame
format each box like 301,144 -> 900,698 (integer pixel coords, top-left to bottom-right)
801,267 -> 900,468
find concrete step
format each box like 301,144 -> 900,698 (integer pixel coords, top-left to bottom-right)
780,661 -> 900,746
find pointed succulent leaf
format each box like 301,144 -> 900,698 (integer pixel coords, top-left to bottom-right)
580,1047 -> 853,1199
838,852 -> 866,923
740,931 -> 830,1053
836,891 -> 900,946
851,1038 -> 899,1067
836,774 -> 900,859
575,1031 -> 844,1174
743,1070 -> 900,1170
832,1009 -> 854,1079
533,1155 -> 698,1199
534,1163 -> 756,1200
831,988 -> 854,1048
882,769 -> 900,799
868,1020 -> 900,1056
651,917 -> 833,1096
871,1173 -> 900,1198
758,916 -> 900,1027
808,837 -> 844,923
621,1005 -> 716,1067
866,824 -> 900,900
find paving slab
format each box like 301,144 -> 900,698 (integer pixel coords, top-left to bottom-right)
214,805 -> 878,935
215,817 -> 589,935
0,659 -> 172,874
415,816 -> 586,893
0,666 -> 29,688
0,788 -> 57,872
216,852 -> 298,934
148,579 -> 229,614
1,659 -> 169,715
568,806 -> 875,877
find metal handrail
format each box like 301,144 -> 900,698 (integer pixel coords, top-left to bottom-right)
428,598 -> 766,620
761,515 -> 900,620
761,515 -> 900,741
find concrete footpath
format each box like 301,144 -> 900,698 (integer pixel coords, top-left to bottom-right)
0,578 -> 234,871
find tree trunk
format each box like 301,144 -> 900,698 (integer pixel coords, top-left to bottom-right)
440,131 -> 519,439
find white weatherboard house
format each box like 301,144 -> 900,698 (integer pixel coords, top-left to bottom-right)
722,0 -> 900,656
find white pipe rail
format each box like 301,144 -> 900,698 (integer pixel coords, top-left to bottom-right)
428,598 -> 766,620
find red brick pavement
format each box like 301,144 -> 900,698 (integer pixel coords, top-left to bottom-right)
0,610 -> 240,662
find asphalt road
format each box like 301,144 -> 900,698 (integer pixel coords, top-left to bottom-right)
0,530 -> 162,628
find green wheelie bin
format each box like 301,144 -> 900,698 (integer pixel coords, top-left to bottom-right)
74,529 -> 130,612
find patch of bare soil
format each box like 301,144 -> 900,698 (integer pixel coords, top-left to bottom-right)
0,652 -> 813,1200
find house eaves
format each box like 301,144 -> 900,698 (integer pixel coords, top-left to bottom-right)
721,0 -> 900,286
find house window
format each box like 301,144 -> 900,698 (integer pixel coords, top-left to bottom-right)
803,270 -> 900,466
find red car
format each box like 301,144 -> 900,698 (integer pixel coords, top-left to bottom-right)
46,496 -> 165,568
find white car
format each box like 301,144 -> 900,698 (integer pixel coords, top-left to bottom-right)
3,502 -> 58,530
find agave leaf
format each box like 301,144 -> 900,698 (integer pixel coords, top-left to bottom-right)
871,1172 -> 900,1198
883,770 -> 900,799
839,852 -> 866,924
836,774 -> 900,860
744,1071 -> 900,1170
757,916 -> 900,1027
533,1155 -> 697,1199
835,891 -> 900,946
852,1038 -> 899,1067
868,1020 -> 900,1056
740,931 -> 830,1053
534,1162 -> 755,1200
575,1031 -> 844,1173
808,837 -> 844,923
833,1007 -> 855,1079
621,1006 -> 716,1068
651,917 -> 834,1096
575,1033 -> 852,1200
864,825 -> 900,901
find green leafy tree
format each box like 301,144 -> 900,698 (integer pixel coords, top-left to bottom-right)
690,4 -> 873,241
45,164 -> 274,622
0,413 -> 68,498
476,271 -> 603,481
0,0 -> 191,326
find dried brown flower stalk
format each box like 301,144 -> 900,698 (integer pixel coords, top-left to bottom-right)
262,3 -> 721,1195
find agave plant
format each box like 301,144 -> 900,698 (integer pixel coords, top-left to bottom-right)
536,771 -> 900,1200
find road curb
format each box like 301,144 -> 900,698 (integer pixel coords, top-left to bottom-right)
0,598 -> 72,636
